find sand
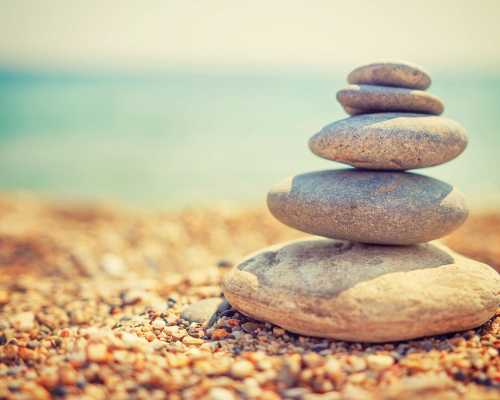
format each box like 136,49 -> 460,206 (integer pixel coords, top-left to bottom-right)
0,193 -> 498,399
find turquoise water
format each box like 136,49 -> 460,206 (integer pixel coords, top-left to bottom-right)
0,69 -> 499,208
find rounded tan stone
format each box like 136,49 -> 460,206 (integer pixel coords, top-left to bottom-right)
309,113 -> 468,170
348,61 -> 431,90
222,238 -> 499,342
337,85 -> 444,115
267,169 -> 468,245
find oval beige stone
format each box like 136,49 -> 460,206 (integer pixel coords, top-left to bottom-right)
337,85 -> 444,115
348,61 -> 431,90
222,238 -> 499,342
309,113 -> 468,170
267,170 -> 468,245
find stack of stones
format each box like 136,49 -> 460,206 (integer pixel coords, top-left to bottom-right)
223,61 -> 499,342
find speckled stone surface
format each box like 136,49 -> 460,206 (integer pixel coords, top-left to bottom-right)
348,61 -> 431,90
309,113 -> 468,170
267,169 -> 468,245
337,85 -> 444,115
223,238 -> 499,342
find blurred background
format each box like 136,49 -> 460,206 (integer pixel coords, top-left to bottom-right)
1,0 -> 499,208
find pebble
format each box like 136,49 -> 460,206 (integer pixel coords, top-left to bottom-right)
347,356 -> 367,372
100,253 -> 126,276
230,360 -> 255,378
282,387 -> 310,398
337,84 -> 444,115
11,311 -> 35,332
208,387 -> 236,400
222,238 -> 499,342
347,61 -> 431,90
273,327 -> 285,336
366,354 -> 395,371
242,322 -> 263,333
341,384 -> 372,400
151,318 -> 166,330
0,289 -> 9,305
267,169 -> 468,245
86,343 -> 108,363
324,359 -> 342,377
309,113 -> 467,170
182,335 -> 204,345
180,297 -> 228,324
164,325 -> 187,340
211,328 -> 230,340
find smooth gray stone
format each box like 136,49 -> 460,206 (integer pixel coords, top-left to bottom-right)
223,238 -> 499,342
267,169 -> 468,245
348,61 -> 431,90
181,297 -> 230,325
309,113 -> 468,170
337,85 -> 444,115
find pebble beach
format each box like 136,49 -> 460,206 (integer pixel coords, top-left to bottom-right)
0,194 -> 498,400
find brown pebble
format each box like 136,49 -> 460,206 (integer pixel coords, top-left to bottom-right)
347,61 -> 431,90
212,329 -> 230,340
337,85 -> 444,115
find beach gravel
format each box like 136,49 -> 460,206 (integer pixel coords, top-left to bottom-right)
0,194 -> 498,399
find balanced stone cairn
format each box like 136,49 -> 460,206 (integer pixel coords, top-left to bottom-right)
223,61 -> 499,342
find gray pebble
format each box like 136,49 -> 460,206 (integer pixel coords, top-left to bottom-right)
181,297 -> 229,325
267,169 -> 468,245
309,113 -> 467,170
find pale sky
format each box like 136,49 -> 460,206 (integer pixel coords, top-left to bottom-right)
1,0 -> 500,72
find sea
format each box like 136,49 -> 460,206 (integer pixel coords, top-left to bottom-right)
1,68 -> 499,209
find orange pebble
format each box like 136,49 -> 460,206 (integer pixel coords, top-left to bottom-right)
211,329 -> 229,340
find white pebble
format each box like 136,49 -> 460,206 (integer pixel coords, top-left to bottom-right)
230,360 -> 255,379
152,318 -> 166,330
366,354 -> 395,371
208,387 -> 235,400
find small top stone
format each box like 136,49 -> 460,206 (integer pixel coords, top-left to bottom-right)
348,61 -> 431,90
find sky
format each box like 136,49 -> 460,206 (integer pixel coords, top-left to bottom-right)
1,0 -> 500,73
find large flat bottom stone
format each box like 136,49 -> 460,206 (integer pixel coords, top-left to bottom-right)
222,238 -> 499,342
